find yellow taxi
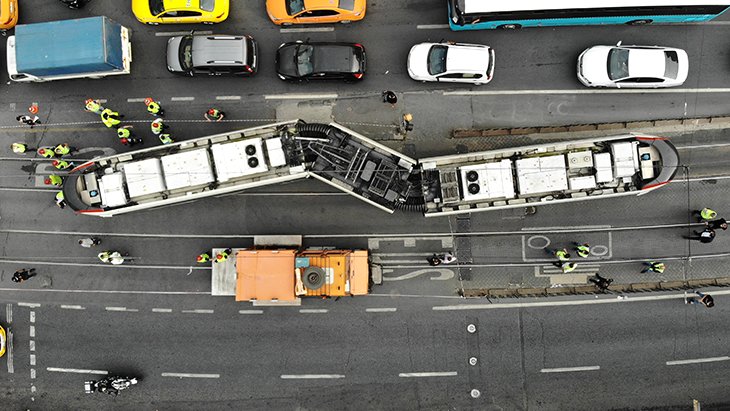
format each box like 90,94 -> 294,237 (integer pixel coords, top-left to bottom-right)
266,0 -> 366,25
132,0 -> 229,25
0,324 -> 6,358
0,0 -> 19,31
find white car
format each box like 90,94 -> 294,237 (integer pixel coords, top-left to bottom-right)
407,41 -> 495,85
577,42 -> 688,88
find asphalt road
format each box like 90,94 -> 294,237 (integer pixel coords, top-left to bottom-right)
1,1 -> 730,410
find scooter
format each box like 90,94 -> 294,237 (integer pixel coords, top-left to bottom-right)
427,253 -> 457,266
85,376 -> 138,396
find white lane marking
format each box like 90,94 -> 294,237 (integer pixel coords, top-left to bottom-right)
433,290 -> 730,311
383,268 -> 455,281
47,367 -> 108,375
299,309 -> 328,314
105,307 -> 139,312
152,308 -> 172,313
541,366 -> 600,373
216,95 -> 242,101
155,30 -> 212,37
6,303 -> 12,323
677,142 -> 730,150
31,386 -> 36,393
0,287 -> 210,295
7,330 -> 13,373
365,308 -> 397,313
29,341 -> 35,352
416,24 -> 450,29
161,372 -> 220,379
398,371 -> 458,378
181,309 -> 214,314
30,355 -> 35,366
666,356 -> 730,366
280,27 -> 334,33
30,311 -> 35,323
444,88 -> 730,96
264,93 -> 338,100
171,96 -> 195,102
31,369 -> 36,379
126,98 -> 146,103
281,374 -> 345,379
239,310 -> 264,315
29,326 -> 35,338
19,303 -> 40,308
61,305 -> 85,310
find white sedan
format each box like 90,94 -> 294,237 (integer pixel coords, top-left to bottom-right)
577,42 -> 688,88
407,41 -> 495,85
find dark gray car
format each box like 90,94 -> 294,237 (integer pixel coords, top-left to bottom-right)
166,34 -> 257,76
275,41 -> 365,82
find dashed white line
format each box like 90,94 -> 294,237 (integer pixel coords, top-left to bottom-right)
61,305 -> 85,310
444,88 -> 730,96
216,95 -> 242,101
105,307 -> 139,312
30,369 -> 36,379
299,309 -> 328,314
47,367 -> 108,375
264,93 -> 338,100
161,372 -> 220,379
29,341 -> 35,352
238,310 -> 264,315
152,308 -> 173,313
19,303 -> 40,308
541,366 -> 600,373
280,374 -> 345,379
30,355 -> 35,366
29,326 -> 35,338
416,24 -> 450,29
29,311 -> 35,323
181,309 -> 214,314
666,356 -> 730,366
280,27 -> 334,33
365,307 -> 397,313
398,371 -> 458,378
126,98 -> 146,103
171,96 -> 195,102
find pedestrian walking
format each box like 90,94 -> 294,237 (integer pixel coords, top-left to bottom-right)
685,291 -> 715,308
37,148 -> 55,159
196,252 -> 211,263
78,237 -> 102,248
401,113 -> 414,133
117,125 -> 133,139
144,97 -> 164,117
641,261 -> 665,274
44,175 -> 63,187
705,218 -> 728,231
158,133 -> 174,145
100,108 -> 122,128
589,273 -> 613,290
17,115 -> 40,128
214,248 -> 232,264
204,108 -> 225,122
84,99 -> 104,114
55,191 -> 66,209
11,143 -> 28,154
12,268 -> 37,283
574,243 -> 590,258
560,261 -> 577,273
693,208 -> 718,222
382,90 -> 397,105
52,160 -> 71,170
54,143 -> 72,156
553,248 -> 570,261
685,228 -> 716,243
150,118 -> 167,135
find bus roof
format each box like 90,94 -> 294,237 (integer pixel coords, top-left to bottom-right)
462,0 -> 730,14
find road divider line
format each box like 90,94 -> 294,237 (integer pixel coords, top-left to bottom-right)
161,372 -> 220,379
155,30 -> 212,37
126,98 -> 146,103
171,97 -> 195,102
398,371 -> 458,378
540,366 -> 600,373
264,93 -> 338,100
105,307 -> 139,312
30,354 -> 35,366
47,367 -> 108,375
416,24 -> 450,29
7,330 -> 13,373
152,308 -> 173,313
29,326 -> 35,338
281,374 -> 345,379
181,309 -> 214,314
444,88 -> 730,96
280,27 -> 334,33
239,310 -> 264,315
61,305 -> 85,310
216,96 -> 242,101
299,309 -> 328,314
18,302 -> 40,308
666,356 -> 730,366
365,308 -> 397,313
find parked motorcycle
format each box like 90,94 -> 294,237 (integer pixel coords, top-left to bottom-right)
85,376 -> 138,396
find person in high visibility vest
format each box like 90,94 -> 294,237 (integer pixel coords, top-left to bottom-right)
84,99 -> 104,114
561,262 -> 577,273
204,108 -> 225,122
641,261 -> 665,274
98,251 -> 112,263
12,143 -> 28,154
37,148 -> 55,158
52,160 -> 71,170
150,118 -> 167,135
54,143 -> 71,156
214,248 -> 232,264
144,98 -> 164,117
574,243 -> 590,258
100,108 -> 122,128
159,133 -> 174,145
197,253 -> 211,263
45,175 -> 63,187
694,208 -> 718,221
554,248 -> 570,261
55,191 -> 66,209
117,125 -> 133,139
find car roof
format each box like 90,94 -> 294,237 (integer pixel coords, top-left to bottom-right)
192,35 -> 247,67
626,48 -> 668,79
303,0 -> 341,10
446,45 -> 491,73
164,0 -> 202,11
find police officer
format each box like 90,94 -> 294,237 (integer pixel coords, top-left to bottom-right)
100,108 -> 122,128
54,143 -> 71,156
574,243 -> 590,258
641,261 -> 665,274
554,248 -> 570,261
38,148 -> 55,158
214,248 -> 232,264
197,253 -> 211,263
117,125 -> 133,139
144,98 -> 164,117
45,175 -> 63,187
55,191 -> 66,209
694,208 -> 718,222
12,143 -> 28,154
52,160 -> 71,170
84,99 -> 104,114
159,133 -> 174,145
561,262 -> 577,273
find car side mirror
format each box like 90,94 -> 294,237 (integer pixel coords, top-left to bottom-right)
616,40 -> 622,46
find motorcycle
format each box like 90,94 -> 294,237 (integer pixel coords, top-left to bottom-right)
85,376 -> 138,396
427,252 -> 457,266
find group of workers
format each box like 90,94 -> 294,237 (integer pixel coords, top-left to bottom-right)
687,208 -> 727,243
550,242 -> 592,274
86,97 -> 173,145
196,248 -> 232,264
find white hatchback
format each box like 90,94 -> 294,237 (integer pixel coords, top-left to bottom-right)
577,42 -> 688,88
407,41 -> 495,85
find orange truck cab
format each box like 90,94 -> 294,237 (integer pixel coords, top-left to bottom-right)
0,0 -> 18,31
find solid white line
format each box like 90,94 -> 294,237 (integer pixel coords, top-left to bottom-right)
239,310 -> 264,315
398,371 -> 458,378
47,367 -> 108,375
416,24 -> 450,29
280,374 -> 345,379
152,308 -> 173,313
171,97 -> 195,102
155,30 -> 212,37
264,93 -> 338,100
29,326 -> 35,338
126,98 -> 146,103
181,309 -> 214,314
60,305 -> 85,310
6,330 -> 13,374
280,27 -> 334,33
444,88 -> 730,96
541,366 -> 600,373
216,96 -> 241,101
666,356 -> 730,366
0,288 -> 209,295
105,307 -> 139,312
18,302 -> 40,308
161,372 -> 220,378
365,307 -> 397,313
299,309 -> 328,314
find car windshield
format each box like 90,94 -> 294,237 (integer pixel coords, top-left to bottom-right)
664,51 -> 679,79
607,48 -> 630,80
199,0 -> 215,12
149,0 -> 165,15
295,44 -> 314,76
179,36 -> 194,71
339,0 -> 356,10
286,0 -> 305,15
427,45 -> 448,76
